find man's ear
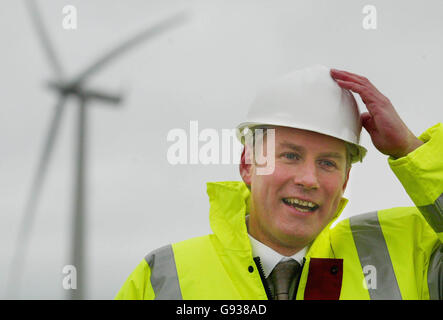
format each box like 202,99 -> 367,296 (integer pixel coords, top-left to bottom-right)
342,166 -> 351,192
239,145 -> 253,186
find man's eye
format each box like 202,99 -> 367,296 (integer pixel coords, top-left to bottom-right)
283,153 -> 299,160
319,160 -> 336,168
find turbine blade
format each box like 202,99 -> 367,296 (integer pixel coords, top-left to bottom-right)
24,0 -> 64,80
83,89 -> 123,105
72,11 -> 189,85
6,96 -> 68,298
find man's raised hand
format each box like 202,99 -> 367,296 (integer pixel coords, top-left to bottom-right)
330,68 -> 423,159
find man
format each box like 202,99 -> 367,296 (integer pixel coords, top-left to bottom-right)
115,65 -> 442,300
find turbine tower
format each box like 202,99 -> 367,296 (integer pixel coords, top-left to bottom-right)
8,0 -> 188,299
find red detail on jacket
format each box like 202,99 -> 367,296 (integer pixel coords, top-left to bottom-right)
304,258 -> 343,300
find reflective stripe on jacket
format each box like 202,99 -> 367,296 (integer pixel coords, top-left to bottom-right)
115,123 -> 443,300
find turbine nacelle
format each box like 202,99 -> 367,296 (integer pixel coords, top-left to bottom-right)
47,80 -> 123,105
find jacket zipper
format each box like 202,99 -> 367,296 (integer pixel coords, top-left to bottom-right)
293,257 -> 307,299
253,257 -> 273,300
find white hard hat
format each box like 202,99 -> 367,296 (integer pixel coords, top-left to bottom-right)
236,65 -> 367,163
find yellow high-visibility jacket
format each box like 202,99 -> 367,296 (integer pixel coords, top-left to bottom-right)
115,123 -> 443,300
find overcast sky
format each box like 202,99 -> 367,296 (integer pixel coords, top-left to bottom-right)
1,0 -> 442,299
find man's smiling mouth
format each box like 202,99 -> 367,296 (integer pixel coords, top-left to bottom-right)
282,197 -> 320,213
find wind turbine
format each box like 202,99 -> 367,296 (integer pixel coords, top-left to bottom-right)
8,0 -> 188,299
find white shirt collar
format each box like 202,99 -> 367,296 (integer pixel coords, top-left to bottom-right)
248,233 -> 307,278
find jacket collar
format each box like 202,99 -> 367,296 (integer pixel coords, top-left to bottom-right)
206,181 -> 348,256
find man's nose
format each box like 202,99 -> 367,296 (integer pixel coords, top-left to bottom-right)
292,162 -> 319,190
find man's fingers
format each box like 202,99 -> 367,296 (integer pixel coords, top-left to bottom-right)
336,79 -> 384,120
360,112 -> 377,133
335,79 -> 365,94
335,79 -> 379,107
330,69 -> 368,85
331,69 -> 384,97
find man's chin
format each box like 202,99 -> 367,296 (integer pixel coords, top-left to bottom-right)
276,224 -> 316,246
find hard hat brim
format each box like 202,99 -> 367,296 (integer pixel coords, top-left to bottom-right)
236,121 -> 367,164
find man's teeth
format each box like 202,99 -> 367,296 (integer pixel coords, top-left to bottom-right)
284,198 -> 318,209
